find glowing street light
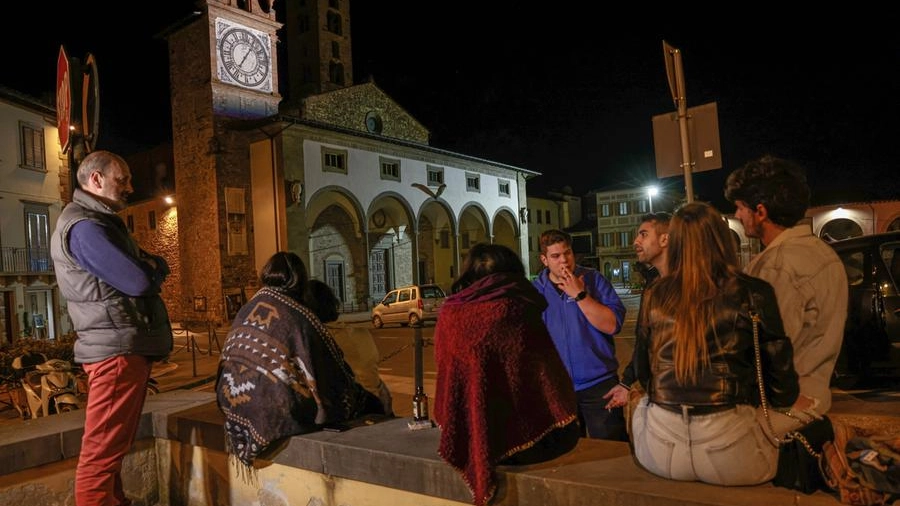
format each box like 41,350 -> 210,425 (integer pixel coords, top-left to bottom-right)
647,186 -> 659,213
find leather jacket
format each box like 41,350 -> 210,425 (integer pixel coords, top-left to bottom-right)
634,273 -> 799,411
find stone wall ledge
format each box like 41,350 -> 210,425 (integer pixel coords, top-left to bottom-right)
3,390 -> 894,505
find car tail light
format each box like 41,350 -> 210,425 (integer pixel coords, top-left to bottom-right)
418,298 -> 423,310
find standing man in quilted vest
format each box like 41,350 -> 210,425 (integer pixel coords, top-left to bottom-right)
725,154 -> 848,440
51,150 -> 172,506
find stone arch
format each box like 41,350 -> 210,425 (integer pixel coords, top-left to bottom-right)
367,192 -> 418,300
491,207 -> 520,253
306,185 -> 366,233
414,198 -> 455,289
367,191 -> 417,234
458,202 -> 491,249
887,215 -> 900,232
305,186 -> 368,309
820,218 -> 864,242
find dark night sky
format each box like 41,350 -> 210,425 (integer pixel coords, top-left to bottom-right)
9,4 -> 899,209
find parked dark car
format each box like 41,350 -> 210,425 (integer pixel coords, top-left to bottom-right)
829,231 -> 900,388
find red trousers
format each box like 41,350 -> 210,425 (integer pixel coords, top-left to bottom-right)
75,354 -> 151,506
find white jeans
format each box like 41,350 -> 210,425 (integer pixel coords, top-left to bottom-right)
631,396 -> 778,486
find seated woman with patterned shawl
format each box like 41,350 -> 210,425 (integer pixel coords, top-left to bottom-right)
216,251 -> 386,471
434,243 -> 580,506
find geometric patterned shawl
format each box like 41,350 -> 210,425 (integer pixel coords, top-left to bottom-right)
216,287 -> 380,471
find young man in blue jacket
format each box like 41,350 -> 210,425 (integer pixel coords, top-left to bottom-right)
533,229 -> 627,440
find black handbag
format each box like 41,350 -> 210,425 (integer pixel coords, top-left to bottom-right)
771,415 -> 834,493
749,308 -> 834,494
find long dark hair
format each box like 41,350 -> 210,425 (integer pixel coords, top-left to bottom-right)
451,243 -> 525,293
260,251 -> 309,300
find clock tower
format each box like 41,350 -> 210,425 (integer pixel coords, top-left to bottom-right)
166,0 -> 282,323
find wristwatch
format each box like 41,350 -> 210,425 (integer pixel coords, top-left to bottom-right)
574,290 -> 588,301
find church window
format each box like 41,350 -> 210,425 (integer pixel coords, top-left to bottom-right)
427,166 -> 444,185
322,147 -> 347,174
380,157 -> 400,181
465,173 -> 480,192
498,179 -> 510,197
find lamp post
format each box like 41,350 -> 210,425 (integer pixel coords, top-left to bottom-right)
647,186 -> 659,213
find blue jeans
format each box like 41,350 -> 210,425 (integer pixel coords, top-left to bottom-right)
576,377 -> 627,441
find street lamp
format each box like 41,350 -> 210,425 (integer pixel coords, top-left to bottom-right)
647,186 -> 659,213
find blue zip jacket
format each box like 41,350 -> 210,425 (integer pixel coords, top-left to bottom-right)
533,266 -> 626,391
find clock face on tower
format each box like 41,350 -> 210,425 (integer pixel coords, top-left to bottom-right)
215,19 -> 272,92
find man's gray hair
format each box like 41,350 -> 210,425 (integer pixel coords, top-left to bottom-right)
76,150 -> 127,187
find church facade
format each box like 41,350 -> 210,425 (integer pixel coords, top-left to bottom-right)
162,0 -> 536,324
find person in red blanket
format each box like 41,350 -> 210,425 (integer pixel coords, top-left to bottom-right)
433,243 -> 580,506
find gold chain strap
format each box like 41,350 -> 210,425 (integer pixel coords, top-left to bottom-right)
751,310 -> 820,458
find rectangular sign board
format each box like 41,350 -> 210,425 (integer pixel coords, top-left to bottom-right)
651,101 -> 722,178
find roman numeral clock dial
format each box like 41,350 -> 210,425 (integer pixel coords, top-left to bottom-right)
216,20 -> 272,92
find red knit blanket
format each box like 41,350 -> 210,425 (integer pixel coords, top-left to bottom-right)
434,274 -> 578,505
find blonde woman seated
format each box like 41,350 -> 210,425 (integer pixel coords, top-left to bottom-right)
631,202 -> 799,486
306,279 -> 394,416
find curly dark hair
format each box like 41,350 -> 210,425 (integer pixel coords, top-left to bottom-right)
723,155 -> 810,227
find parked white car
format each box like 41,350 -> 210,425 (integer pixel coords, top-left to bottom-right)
372,284 -> 446,328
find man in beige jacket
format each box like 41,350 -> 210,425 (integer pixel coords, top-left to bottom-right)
725,155 -> 848,438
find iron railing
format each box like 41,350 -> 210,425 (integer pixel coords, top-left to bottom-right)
0,247 -> 53,274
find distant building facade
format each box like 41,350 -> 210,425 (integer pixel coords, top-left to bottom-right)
0,86 -> 68,343
523,194 -> 571,275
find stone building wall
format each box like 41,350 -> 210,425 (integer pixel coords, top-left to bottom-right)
302,83 -> 430,144
122,200 -> 183,322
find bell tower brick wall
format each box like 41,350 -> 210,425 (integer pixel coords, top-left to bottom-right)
166,0 -> 281,324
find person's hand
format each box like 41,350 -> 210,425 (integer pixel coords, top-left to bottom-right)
557,266 -> 586,299
142,254 -> 170,279
603,384 -> 629,410
789,394 -> 822,422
